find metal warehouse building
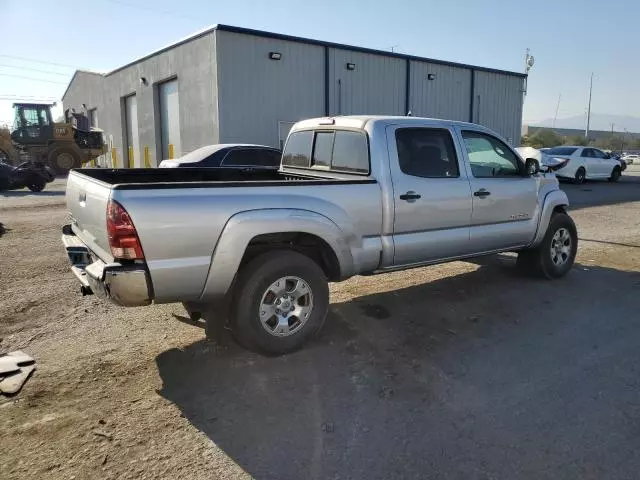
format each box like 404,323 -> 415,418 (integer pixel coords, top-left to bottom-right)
63,24 -> 527,167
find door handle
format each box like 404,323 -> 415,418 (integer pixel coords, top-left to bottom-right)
399,191 -> 421,201
473,189 -> 491,198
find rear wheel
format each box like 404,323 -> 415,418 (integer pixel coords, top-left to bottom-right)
608,166 -> 621,182
230,250 -> 329,355
517,212 -> 578,279
573,167 -> 586,184
27,179 -> 46,192
48,147 -> 81,175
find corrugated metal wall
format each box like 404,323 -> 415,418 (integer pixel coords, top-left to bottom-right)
409,62 -> 471,121
63,32 -> 218,165
327,49 -> 405,116
215,31 -> 325,147
472,71 -> 524,145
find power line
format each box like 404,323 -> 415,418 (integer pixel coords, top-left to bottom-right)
0,73 -> 68,85
0,54 -> 78,69
0,63 -> 70,77
102,0 -> 201,21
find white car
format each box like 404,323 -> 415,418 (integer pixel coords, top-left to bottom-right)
545,146 -> 624,184
622,154 -> 638,165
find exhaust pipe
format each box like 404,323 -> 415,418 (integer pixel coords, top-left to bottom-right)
80,286 -> 93,296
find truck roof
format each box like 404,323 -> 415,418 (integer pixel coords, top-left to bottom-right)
293,115 -> 483,131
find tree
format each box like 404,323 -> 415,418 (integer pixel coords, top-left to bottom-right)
524,129 -> 562,149
564,135 -> 588,146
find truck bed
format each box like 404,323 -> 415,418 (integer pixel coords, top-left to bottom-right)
72,168 -> 374,189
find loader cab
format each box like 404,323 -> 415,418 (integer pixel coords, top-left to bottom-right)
11,103 -> 54,145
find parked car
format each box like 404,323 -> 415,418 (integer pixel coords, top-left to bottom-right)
62,116 -> 576,355
545,146 -> 625,184
0,160 -> 56,192
158,144 -> 281,170
622,154 -> 638,165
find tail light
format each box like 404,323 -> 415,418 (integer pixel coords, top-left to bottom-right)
106,199 -> 145,260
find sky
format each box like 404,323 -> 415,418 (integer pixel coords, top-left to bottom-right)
1,0 -> 639,130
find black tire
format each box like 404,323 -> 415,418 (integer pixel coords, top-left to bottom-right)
230,250 -> 329,355
608,166 -> 621,182
573,167 -> 586,184
48,147 -> 81,175
517,212 -> 578,279
28,180 -> 45,192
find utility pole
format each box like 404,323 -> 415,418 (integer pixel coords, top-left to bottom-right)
553,93 -> 561,128
611,123 -> 615,134
523,49 -> 535,97
585,73 -> 593,140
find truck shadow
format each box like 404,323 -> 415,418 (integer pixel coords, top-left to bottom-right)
156,256 -> 640,479
0,190 -> 65,197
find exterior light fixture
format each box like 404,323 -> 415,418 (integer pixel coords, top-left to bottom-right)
346,63 -> 356,71
269,52 -> 282,60
427,73 -> 436,80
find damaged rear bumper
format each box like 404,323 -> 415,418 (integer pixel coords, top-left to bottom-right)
61,224 -> 152,307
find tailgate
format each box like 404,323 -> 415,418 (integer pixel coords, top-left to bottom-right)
65,170 -> 113,262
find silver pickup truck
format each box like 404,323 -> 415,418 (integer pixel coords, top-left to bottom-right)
62,116 -> 577,354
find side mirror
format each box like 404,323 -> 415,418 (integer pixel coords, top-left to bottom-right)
604,153 -> 611,159
525,158 -> 540,175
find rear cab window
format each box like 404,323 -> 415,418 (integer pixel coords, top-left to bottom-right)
283,129 -> 370,174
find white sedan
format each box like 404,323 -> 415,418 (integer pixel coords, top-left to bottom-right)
544,146 -> 624,184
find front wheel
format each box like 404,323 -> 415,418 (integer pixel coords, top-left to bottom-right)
230,250 -> 329,355
608,166 -> 621,182
517,212 -> 578,279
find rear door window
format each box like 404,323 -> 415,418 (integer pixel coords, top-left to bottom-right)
395,128 -> 459,178
254,149 -> 282,167
223,149 -> 253,166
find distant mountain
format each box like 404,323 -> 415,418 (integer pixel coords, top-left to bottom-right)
533,114 -> 640,133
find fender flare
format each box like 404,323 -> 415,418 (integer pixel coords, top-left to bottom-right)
198,208 -> 355,302
530,189 -> 570,247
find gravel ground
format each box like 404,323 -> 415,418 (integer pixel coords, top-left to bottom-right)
1,170 -> 639,480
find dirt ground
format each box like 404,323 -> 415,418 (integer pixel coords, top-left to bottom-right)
1,170 -> 640,480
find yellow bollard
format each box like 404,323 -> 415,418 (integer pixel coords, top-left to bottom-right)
111,148 -> 117,168
168,143 -> 174,159
144,146 -> 151,168
128,146 -> 134,168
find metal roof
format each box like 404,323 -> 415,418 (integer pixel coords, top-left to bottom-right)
104,24 -> 527,78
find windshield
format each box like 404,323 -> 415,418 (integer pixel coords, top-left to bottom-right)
547,147 -> 578,155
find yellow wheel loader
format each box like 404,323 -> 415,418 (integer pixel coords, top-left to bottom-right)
0,103 -> 105,174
